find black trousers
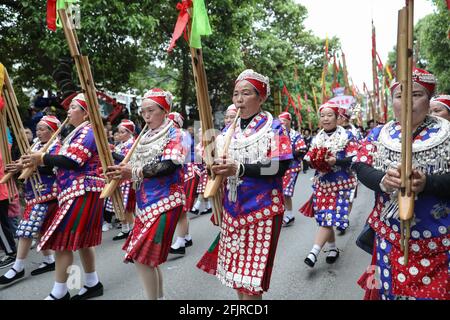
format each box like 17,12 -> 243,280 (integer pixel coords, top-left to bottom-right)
0,199 -> 17,255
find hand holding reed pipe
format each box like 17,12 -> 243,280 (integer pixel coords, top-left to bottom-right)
203,108 -> 241,198
101,124 -> 148,199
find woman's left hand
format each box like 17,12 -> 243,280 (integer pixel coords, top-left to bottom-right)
21,152 -> 44,168
324,156 -> 337,166
105,163 -> 132,181
211,157 -> 238,177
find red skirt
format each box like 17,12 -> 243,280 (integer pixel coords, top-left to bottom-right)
38,192 -> 104,251
183,174 -> 199,212
197,214 -> 283,296
126,188 -> 136,213
123,206 -> 182,267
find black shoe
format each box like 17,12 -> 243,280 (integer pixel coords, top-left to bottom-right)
304,252 -> 317,268
337,228 -> 346,236
185,239 -> 193,247
112,231 -> 130,241
0,268 -> 25,286
200,208 -> 212,215
190,208 -> 200,215
169,246 -> 186,255
325,249 -> 340,264
282,216 -> 295,227
47,292 -> 71,300
0,255 -> 16,269
70,282 -> 104,300
31,262 -> 55,276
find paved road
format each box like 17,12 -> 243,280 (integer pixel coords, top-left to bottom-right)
0,171 -> 373,300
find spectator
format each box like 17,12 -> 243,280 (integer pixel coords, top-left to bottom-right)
24,127 -> 34,145
0,152 -> 17,269
130,97 -> 138,115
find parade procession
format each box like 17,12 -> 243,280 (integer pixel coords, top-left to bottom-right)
0,0 -> 449,303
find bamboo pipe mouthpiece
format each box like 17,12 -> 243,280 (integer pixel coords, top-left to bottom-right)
398,191 -> 414,221
0,172 -> 14,184
100,179 -> 120,199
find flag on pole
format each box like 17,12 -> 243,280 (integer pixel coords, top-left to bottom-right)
168,0 -> 212,52
47,0 -> 75,31
190,0 -> 212,48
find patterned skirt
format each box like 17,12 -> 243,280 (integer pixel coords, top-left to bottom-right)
197,213 -> 283,296
16,200 -> 58,239
105,183 -> 136,214
123,206 -> 182,267
312,179 -> 356,229
38,192 -> 104,251
282,170 -> 300,197
196,170 -> 208,194
183,174 -> 199,212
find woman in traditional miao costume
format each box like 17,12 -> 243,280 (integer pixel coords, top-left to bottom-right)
190,132 -> 212,216
353,68 -> 450,300
300,101 -> 358,268
22,93 -> 105,300
278,111 -> 307,227
197,69 -> 293,300
430,95 -> 450,122
106,88 -> 185,300
224,104 -> 238,127
0,116 -> 61,286
103,119 -> 136,241
168,112 -> 195,255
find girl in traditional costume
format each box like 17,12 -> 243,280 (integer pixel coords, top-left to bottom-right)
300,101 -> 358,267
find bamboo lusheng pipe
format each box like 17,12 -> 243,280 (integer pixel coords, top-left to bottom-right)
58,8 -> 125,220
185,11 -> 224,226
18,118 -> 69,180
100,124 -> 148,199
1,67 -> 42,197
203,109 -> 241,198
0,109 -> 16,201
396,0 -> 415,265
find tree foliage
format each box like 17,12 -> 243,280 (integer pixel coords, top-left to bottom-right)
387,0 -> 450,93
1,0 -> 337,128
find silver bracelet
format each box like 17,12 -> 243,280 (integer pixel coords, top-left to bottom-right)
238,162 -> 245,177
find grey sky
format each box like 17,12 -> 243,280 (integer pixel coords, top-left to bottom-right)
296,0 -> 435,91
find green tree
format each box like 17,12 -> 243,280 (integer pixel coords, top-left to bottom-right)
386,0 -> 450,93
0,1 -> 158,92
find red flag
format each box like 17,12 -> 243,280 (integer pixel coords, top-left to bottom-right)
167,0 -> 193,52
295,95 -> 303,124
47,0 -> 57,31
0,96 -> 4,111
447,0 -> 450,9
376,51 -> 384,73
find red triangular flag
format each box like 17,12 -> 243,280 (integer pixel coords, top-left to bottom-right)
47,0 -> 57,31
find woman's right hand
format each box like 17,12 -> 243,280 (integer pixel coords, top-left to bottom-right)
5,161 -> 23,173
381,166 -> 402,192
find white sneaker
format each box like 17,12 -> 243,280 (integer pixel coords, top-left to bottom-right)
102,223 -> 112,232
